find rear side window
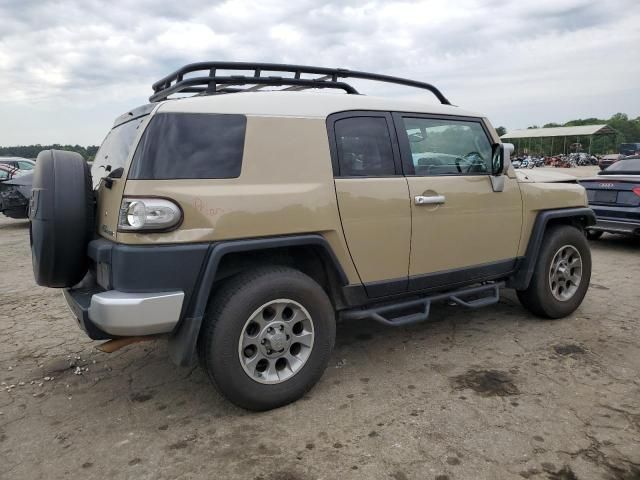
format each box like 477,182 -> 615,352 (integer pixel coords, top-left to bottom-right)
334,117 -> 396,177
129,113 -> 246,180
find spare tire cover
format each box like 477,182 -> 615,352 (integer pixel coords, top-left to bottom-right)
30,150 -> 95,287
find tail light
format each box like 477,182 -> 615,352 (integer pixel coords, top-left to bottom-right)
118,197 -> 182,232
633,187 -> 640,197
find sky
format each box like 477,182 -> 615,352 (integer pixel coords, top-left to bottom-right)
0,0 -> 638,146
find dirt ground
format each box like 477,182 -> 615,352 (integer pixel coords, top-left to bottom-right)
1,167 -> 639,480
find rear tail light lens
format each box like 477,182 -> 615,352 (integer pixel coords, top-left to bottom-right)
118,197 -> 182,232
633,187 -> 640,197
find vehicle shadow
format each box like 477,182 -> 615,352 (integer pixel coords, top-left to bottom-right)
590,233 -> 640,252
0,219 -> 30,230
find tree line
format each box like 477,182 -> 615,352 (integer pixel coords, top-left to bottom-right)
0,144 -> 99,161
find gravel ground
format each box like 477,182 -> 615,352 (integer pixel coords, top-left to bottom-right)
1,167 -> 639,480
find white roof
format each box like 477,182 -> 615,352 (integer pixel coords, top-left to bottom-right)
501,125 -> 616,139
158,91 -> 482,119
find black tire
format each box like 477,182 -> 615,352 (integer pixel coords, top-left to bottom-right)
517,225 -> 591,319
199,266 -> 335,411
586,230 -> 603,240
30,150 -> 95,287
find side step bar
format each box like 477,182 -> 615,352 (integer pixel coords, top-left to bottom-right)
340,282 -> 504,327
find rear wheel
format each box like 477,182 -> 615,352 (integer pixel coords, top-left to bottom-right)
517,225 -> 591,319
199,267 -> 335,411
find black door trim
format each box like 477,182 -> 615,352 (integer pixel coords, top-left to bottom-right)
408,258 -> 518,292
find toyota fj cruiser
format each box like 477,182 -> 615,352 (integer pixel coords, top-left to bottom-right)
30,62 -> 595,410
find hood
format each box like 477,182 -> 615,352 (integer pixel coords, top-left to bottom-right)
515,169 -> 577,183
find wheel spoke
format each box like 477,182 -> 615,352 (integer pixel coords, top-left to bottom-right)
288,308 -> 308,324
243,353 -> 262,375
265,360 -> 279,382
285,352 -> 303,371
241,334 -> 257,349
293,331 -> 313,348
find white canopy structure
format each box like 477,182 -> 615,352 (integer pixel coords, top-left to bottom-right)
501,124 -> 618,155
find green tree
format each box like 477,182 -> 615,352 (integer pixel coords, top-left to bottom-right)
495,126 -> 507,137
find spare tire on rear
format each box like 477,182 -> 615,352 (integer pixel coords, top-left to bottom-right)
30,150 -> 95,287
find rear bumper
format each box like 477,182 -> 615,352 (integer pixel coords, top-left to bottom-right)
589,205 -> 640,235
63,285 -> 184,338
63,238 -> 211,339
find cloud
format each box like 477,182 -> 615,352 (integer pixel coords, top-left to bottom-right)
0,0 -> 638,145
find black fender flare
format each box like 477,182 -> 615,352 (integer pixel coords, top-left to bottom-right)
510,207 -> 595,290
167,234 -> 349,366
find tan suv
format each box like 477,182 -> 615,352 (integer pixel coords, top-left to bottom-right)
29,62 -> 595,410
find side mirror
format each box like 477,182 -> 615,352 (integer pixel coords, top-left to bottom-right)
489,143 -> 513,193
491,143 -> 514,176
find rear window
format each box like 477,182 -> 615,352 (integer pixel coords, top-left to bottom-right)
128,113 -> 246,180
601,158 -> 640,174
92,116 -> 147,189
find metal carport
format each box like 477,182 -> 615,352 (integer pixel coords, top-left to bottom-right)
501,124 -> 619,156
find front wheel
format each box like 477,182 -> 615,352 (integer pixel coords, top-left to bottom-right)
517,225 -> 591,319
199,267 -> 336,411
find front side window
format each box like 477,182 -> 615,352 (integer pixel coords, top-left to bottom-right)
334,117 -> 396,177
128,113 -> 246,180
401,117 -> 492,176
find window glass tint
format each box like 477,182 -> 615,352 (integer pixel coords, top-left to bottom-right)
402,117 -> 492,176
92,116 -> 147,189
335,117 -> 395,176
129,113 -> 246,180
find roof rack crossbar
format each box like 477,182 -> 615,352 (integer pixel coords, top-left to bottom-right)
150,61 -> 451,104
149,75 -> 358,102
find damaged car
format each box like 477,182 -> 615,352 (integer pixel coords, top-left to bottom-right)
0,164 -> 32,219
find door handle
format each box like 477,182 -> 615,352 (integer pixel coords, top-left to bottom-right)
415,195 -> 446,205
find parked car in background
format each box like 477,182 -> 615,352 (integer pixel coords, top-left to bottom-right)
619,143 -> 640,156
0,157 -> 36,171
581,156 -> 640,238
599,153 -> 622,171
0,164 -> 32,219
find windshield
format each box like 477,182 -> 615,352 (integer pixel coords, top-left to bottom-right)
91,116 -> 147,189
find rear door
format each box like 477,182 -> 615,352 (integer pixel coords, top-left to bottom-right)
328,112 -> 411,296
393,113 -> 523,291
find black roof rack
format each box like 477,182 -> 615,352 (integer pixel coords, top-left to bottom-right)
150,61 -> 451,105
